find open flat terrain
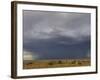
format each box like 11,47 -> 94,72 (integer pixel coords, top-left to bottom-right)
23,58 -> 90,69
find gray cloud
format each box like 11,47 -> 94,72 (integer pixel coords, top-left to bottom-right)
23,10 -> 90,43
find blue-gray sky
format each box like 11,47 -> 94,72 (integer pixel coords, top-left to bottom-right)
23,10 -> 91,60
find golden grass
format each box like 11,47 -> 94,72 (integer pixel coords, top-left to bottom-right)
23,58 -> 90,69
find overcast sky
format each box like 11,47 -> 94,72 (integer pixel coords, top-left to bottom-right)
23,10 -> 91,60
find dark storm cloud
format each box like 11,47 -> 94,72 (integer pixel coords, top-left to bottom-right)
23,10 -> 91,60
23,39 -> 90,59
23,10 -> 90,43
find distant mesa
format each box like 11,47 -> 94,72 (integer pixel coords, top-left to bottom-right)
23,50 -> 39,60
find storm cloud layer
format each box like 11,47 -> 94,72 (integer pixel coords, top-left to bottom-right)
23,10 -> 91,60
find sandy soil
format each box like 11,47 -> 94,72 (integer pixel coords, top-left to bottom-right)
23,58 -> 90,69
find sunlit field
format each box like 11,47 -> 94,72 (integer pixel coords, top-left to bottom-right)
23,58 -> 90,69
